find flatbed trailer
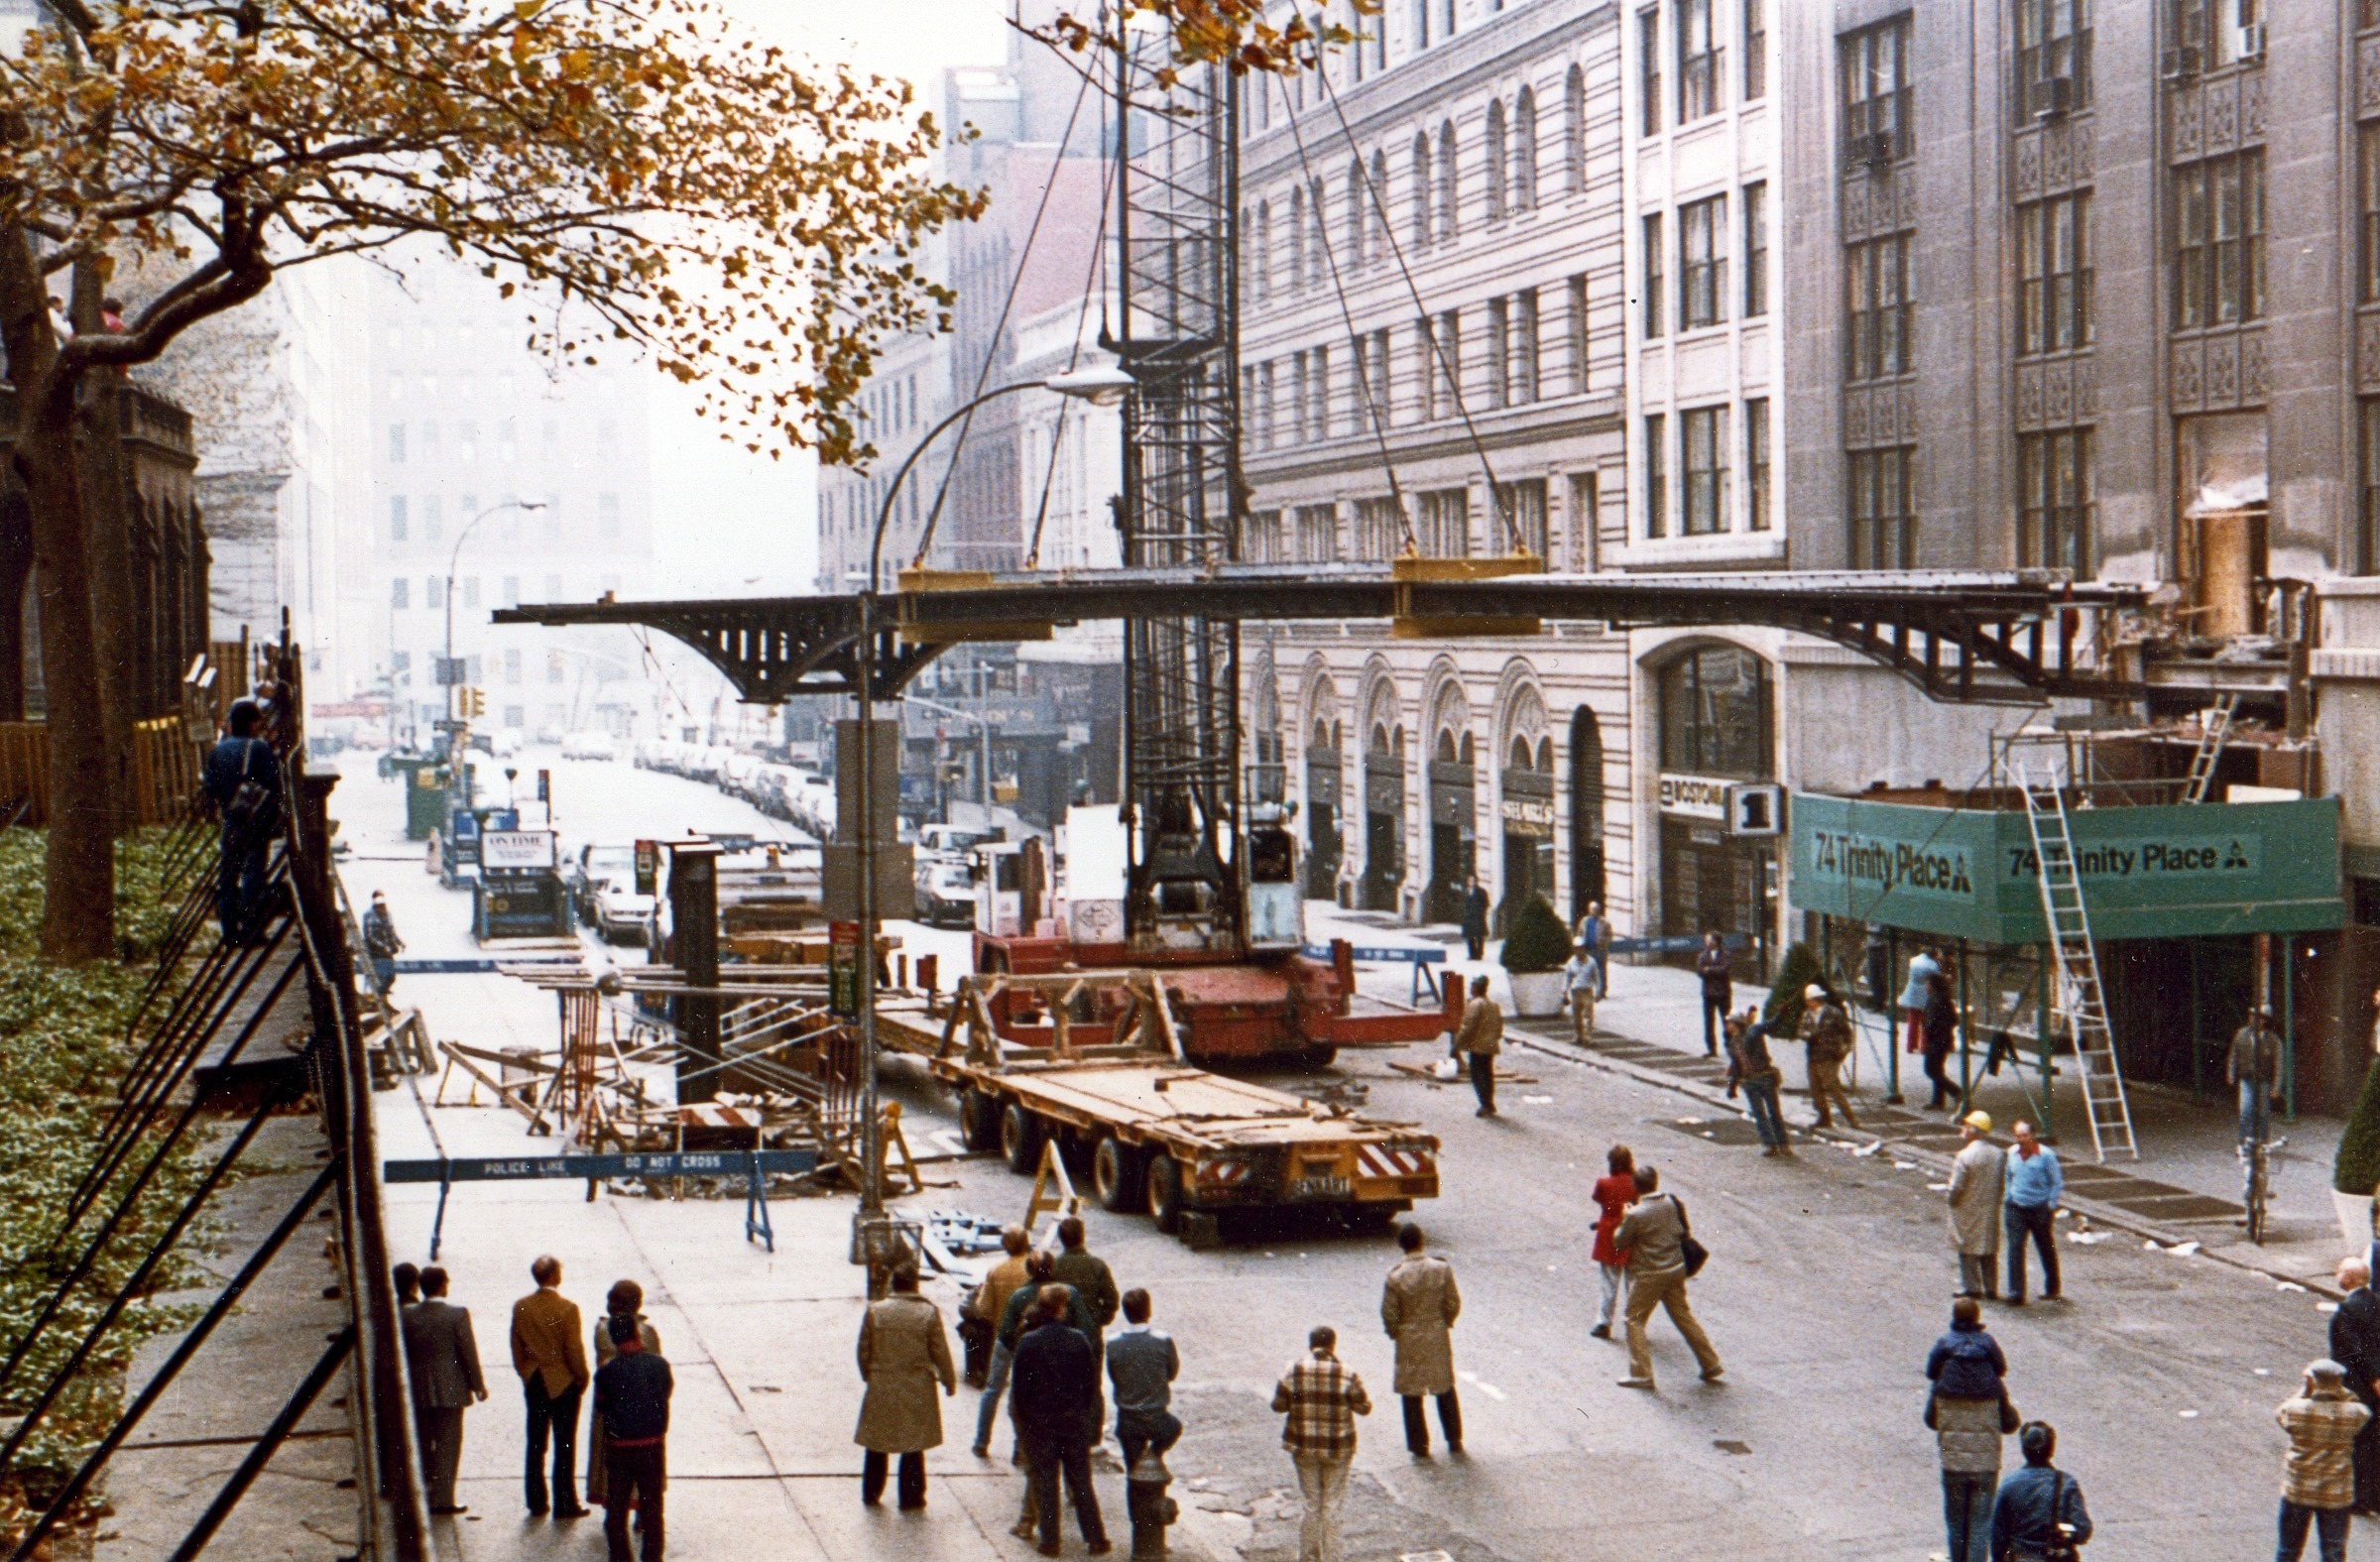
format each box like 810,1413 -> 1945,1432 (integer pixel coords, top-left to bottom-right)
877,971 -> 1440,1239
971,932 -> 1458,1065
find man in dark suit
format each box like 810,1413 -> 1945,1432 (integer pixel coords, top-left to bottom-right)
1011,1286 -> 1109,1556
2329,1257 -> 2380,1513
401,1265 -> 488,1514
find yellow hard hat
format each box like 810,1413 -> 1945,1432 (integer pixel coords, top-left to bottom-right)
1962,1111 -> 1992,1133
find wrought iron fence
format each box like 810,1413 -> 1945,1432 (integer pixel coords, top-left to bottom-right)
0,628 -> 428,1562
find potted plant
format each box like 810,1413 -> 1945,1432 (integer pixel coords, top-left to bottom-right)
1499,894 -> 1573,1018
1763,941 -> 1832,1029
2334,1058 -> 2380,1251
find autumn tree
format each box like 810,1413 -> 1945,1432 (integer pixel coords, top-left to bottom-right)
0,0 -> 981,960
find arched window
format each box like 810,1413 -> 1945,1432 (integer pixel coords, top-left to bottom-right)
1288,186 -> 1306,292
1411,133 -> 1433,247
1568,704 -> 1606,919
1346,159 -> 1367,268
1369,150 -> 1390,256
1437,121 -> 1459,239
1256,201 -> 1271,301
1565,64 -> 1587,194
1485,99 -> 1507,222
1514,87 -> 1538,212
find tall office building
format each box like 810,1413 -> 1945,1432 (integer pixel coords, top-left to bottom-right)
360,256 -> 658,744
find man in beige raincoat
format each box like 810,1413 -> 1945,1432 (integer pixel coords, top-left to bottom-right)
1381,1222 -> 1463,1457
1948,1112 -> 2005,1301
854,1263 -> 957,1510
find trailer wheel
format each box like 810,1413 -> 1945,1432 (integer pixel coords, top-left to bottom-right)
1000,1102 -> 1044,1174
1300,1045 -> 1339,1069
1145,1152 -> 1184,1234
1093,1136 -> 1147,1214
959,1089 -> 1002,1152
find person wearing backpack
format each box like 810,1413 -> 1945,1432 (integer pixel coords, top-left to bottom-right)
202,698 -> 282,945
1927,1297 -> 2015,1562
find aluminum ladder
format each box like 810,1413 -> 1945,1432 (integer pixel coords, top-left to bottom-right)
2014,760 -> 2138,1161
2182,693 -> 2238,804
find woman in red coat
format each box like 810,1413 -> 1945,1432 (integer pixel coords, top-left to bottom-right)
1591,1144 -> 1637,1340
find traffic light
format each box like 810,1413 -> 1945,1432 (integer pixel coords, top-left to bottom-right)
462,687 -> 485,719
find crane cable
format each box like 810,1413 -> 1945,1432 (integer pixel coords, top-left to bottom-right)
1022,80 -> 1123,571
1307,64 -> 1526,555
905,60 -> 1100,576
1265,66 -> 1420,557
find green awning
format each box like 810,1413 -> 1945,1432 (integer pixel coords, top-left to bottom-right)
1790,793 -> 2343,943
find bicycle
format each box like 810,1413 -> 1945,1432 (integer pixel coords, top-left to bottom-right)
2244,1133 -> 2288,1246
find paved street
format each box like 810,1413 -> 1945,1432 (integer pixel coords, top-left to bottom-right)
323,753 -> 2362,1562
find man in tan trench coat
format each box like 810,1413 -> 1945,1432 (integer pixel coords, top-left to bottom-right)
855,1264 -> 957,1510
1948,1112 -> 2005,1301
1381,1223 -> 1463,1456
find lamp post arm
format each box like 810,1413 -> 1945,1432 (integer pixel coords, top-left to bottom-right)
867,379 -> 1052,591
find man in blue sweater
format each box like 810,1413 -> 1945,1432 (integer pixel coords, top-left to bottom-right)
2002,1122 -> 2063,1305
593,1312 -> 672,1562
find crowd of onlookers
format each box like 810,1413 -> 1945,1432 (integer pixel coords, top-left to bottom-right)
393,1256 -> 671,1562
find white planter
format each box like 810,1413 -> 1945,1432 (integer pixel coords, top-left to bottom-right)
2335,1188 -> 2376,1255
1508,970 -> 1567,1019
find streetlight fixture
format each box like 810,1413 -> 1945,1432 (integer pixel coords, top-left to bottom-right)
851,366 -> 1134,1250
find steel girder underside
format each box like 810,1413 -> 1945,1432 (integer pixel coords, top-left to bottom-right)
492,567 -> 2145,708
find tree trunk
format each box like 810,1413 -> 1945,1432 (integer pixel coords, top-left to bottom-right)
77,374 -> 136,834
0,483 -> 32,723
20,415 -> 117,962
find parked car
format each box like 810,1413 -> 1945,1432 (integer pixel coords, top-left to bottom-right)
913,858 -> 978,928
916,823 -> 999,861
560,730 -> 617,761
564,841 -> 656,942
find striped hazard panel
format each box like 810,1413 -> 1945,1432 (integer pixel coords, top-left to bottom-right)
1355,1142 -> 1435,1179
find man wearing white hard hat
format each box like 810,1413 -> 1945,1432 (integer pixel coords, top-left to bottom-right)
1796,983 -> 1859,1131
1947,1112 -> 2004,1301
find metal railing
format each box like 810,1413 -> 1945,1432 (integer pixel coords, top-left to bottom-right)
1,629 -> 428,1562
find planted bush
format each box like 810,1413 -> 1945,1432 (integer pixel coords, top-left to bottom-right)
1499,894 -> 1574,974
2336,1060 -> 2380,1196
1763,941 -> 1834,1028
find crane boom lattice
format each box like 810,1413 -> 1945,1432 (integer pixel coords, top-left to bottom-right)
1107,52 -> 1246,952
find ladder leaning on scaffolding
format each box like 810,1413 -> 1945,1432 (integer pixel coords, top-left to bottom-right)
2182,693 -> 2239,804
2012,759 -> 2140,1161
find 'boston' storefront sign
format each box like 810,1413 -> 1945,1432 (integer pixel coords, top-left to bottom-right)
1790,793 -> 2341,943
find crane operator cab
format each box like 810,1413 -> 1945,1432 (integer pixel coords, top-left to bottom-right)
1244,802 -> 1304,951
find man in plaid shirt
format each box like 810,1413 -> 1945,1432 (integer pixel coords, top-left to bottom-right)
1273,1326 -> 1371,1562
2278,1359 -> 2370,1562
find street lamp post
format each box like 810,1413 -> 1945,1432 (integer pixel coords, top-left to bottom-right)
852,367 -> 1132,1251
441,500 -> 545,819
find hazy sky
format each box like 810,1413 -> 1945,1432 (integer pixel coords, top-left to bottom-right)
645,0 -> 1011,601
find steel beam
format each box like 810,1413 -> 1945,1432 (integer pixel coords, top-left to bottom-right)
494,568 -> 2147,708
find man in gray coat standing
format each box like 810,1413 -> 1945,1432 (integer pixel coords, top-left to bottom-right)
402,1265 -> 489,1514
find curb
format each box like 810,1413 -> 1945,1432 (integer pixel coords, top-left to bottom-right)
1496,1023 -> 2346,1303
